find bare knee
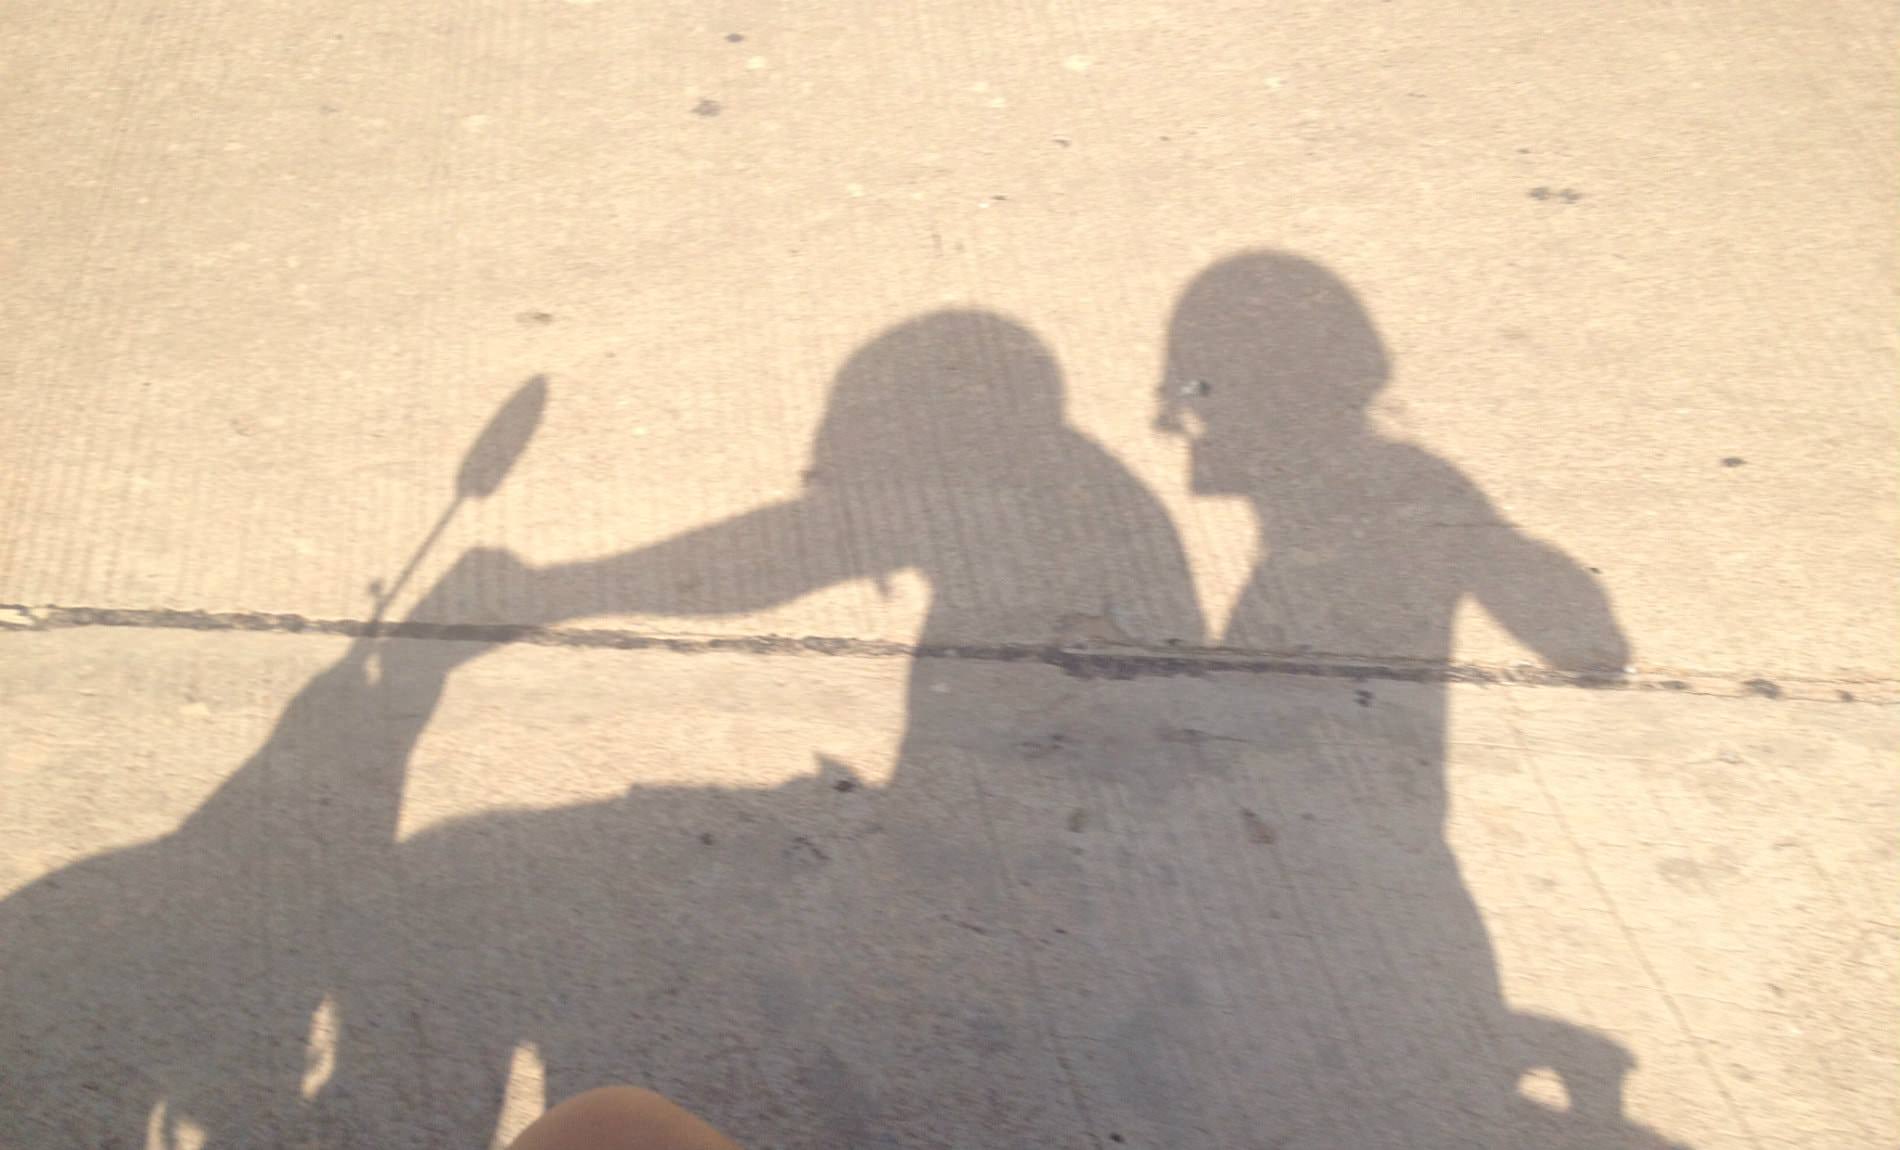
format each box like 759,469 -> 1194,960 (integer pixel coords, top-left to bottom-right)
505,1086 -> 740,1150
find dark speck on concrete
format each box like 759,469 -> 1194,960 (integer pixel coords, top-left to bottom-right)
1354,688 -> 1373,707
1722,456 -> 1746,467
832,777 -> 857,793
1529,186 -> 1584,203
692,98 -> 723,117
1587,566 -> 1602,574
1241,808 -> 1276,845
1021,732 -> 1070,758
787,835 -> 829,863
517,310 -> 555,326
1743,678 -> 1782,699
1109,1134 -> 1125,1144
725,32 -> 745,42
699,831 -> 715,845
1837,689 -> 1856,703
1066,808 -> 1088,833
1052,136 -> 1072,147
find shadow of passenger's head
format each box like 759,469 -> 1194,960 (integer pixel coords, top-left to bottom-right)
1158,250 -> 1389,494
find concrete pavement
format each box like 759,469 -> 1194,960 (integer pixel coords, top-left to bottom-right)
2,1 -> 1895,1147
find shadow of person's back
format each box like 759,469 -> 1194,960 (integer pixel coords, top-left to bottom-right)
1148,251 -> 1674,1147
313,310 -> 1217,1145
1161,251 -> 1628,672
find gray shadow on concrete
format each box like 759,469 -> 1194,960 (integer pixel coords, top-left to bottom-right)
0,254 -> 1684,1149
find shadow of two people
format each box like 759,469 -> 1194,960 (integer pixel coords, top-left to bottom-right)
0,251 -> 1681,1149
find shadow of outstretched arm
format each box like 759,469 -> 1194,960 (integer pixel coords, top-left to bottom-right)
519,496 -> 902,628
1468,520 -> 1630,675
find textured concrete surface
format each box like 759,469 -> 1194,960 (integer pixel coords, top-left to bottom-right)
1,631 -> 1894,1149
2,0 -> 1896,1147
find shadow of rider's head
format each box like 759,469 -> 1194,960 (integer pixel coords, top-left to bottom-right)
1158,251 -> 1390,495
809,309 -> 1066,487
